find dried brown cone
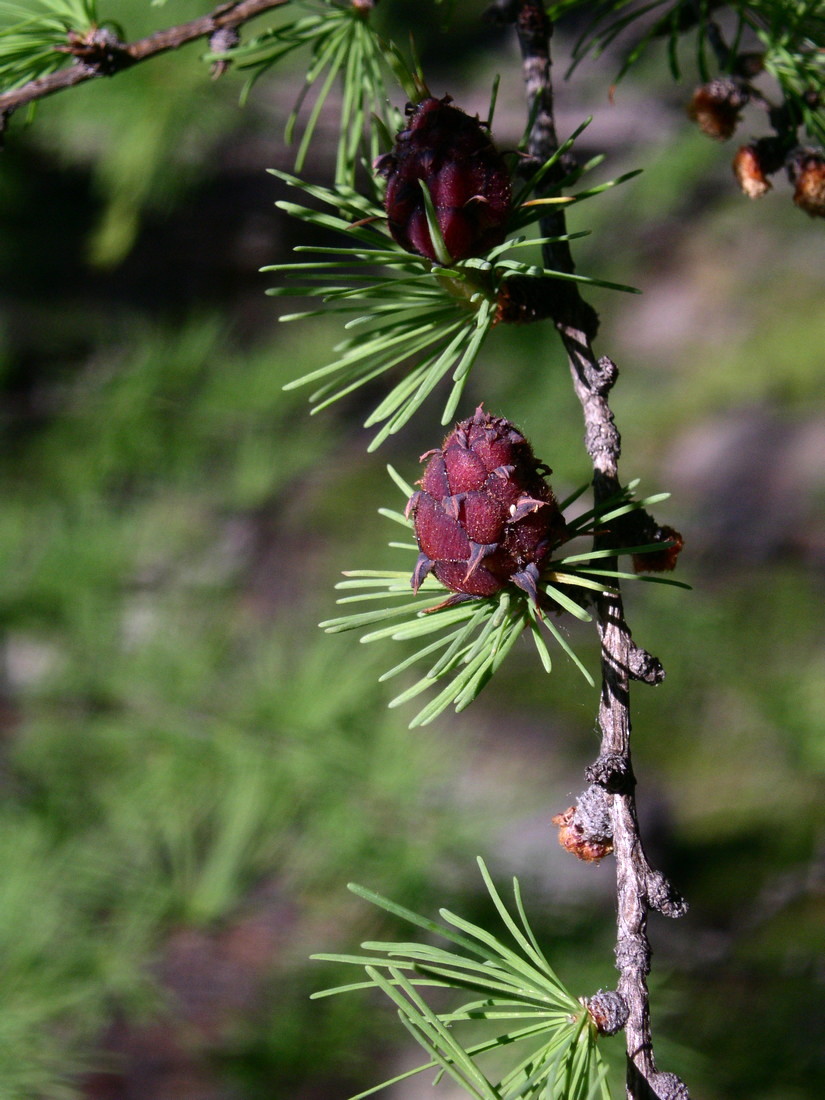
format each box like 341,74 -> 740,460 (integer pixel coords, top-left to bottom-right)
552,806 -> 614,863
552,786 -> 614,864
688,79 -> 749,140
733,144 -> 773,198
787,148 -> 825,218
733,138 -> 789,199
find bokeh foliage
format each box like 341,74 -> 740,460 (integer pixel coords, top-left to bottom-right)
0,2 -> 822,1098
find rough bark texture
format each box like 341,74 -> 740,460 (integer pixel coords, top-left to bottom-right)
506,3 -> 691,1097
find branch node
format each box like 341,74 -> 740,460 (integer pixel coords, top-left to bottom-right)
615,937 -> 649,974
209,26 -> 241,78
585,752 -> 633,793
582,402 -> 620,464
584,988 -> 629,1035
646,870 -> 689,918
628,642 -> 665,685
57,27 -> 132,77
649,1071 -> 692,1100
552,785 -> 613,862
592,354 -> 619,395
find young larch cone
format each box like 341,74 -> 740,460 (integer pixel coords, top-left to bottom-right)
406,408 -> 567,604
374,96 -> 511,263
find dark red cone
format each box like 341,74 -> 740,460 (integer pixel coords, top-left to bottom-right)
375,96 -> 511,263
407,408 -> 566,601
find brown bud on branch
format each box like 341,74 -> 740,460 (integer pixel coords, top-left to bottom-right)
688,79 -> 750,140
787,148 -> 825,218
552,785 -> 614,863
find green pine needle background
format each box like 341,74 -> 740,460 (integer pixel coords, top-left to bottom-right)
0,2 -> 822,1098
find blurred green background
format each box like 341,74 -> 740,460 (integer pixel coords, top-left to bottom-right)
0,2 -> 823,1098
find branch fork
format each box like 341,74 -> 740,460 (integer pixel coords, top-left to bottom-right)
54,27 -> 132,76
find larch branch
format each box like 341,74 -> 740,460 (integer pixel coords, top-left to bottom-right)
506,2 -> 691,1097
0,0 -> 288,123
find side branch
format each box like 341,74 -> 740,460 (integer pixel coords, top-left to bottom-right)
508,3 -> 689,1098
0,0 -> 287,123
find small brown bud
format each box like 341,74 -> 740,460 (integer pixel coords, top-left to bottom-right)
552,804 -> 613,863
688,79 -> 749,140
632,524 -> 684,574
732,145 -> 772,198
787,149 -> 825,218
